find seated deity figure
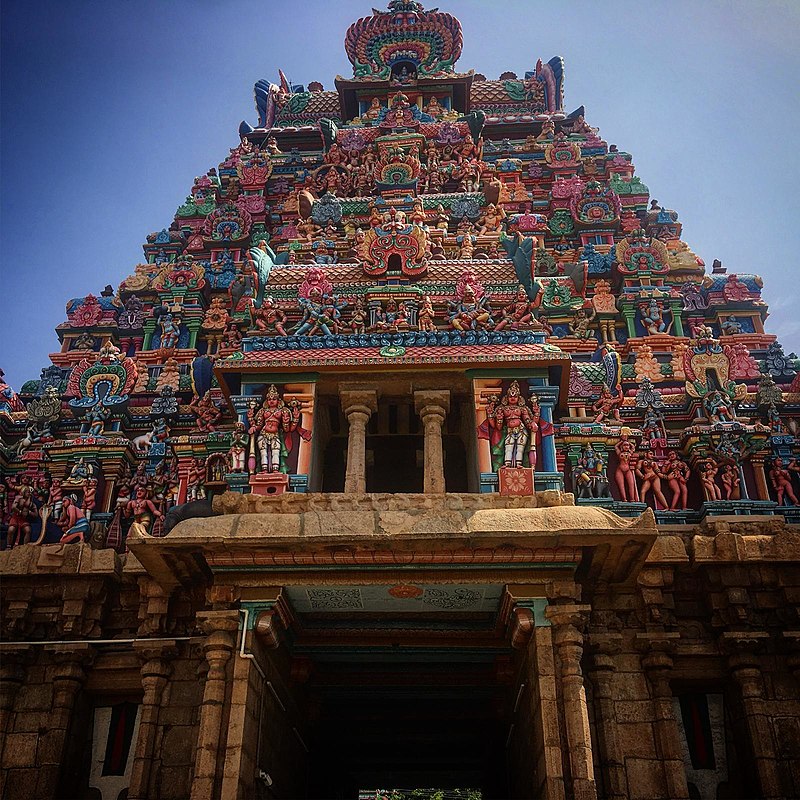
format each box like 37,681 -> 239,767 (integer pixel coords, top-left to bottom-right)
251,297 -> 288,335
57,495 -> 90,543
495,286 -> 534,331
448,283 -> 494,331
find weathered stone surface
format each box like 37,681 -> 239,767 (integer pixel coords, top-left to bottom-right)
2,734 -> 38,768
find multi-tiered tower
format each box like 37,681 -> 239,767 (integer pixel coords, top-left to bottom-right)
1,3 -> 799,799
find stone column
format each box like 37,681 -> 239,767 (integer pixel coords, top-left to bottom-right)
546,604 -> 597,800
128,641 -> 177,800
723,632 -> 783,800
339,385 -> 378,494
0,645 -> 30,745
638,635 -> 690,800
0,644 -> 32,783
587,634 -> 626,800
414,390 -> 450,494
190,610 -> 239,800
751,455 -> 771,502
36,644 -> 93,798
528,383 -> 559,474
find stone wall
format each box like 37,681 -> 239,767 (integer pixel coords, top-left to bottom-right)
1,513 -> 799,799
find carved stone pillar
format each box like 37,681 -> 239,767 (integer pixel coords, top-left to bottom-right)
414,390 -> 450,493
546,604 -> 597,800
190,610 -> 239,800
339,385 -> 378,493
128,641 -> 178,800
0,645 -> 32,771
587,633 -> 626,800
723,632 -> 784,800
637,634 -> 690,800
36,644 -> 93,798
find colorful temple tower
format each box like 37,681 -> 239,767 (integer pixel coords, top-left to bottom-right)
1,3 -> 799,799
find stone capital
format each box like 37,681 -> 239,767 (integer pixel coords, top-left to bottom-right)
133,639 -> 179,677
45,642 -> 95,668
720,630 -> 769,658
545,602 -> 591,632
339,384 -> 379,416
197,609 -> 241,638
414,389 -> 451,418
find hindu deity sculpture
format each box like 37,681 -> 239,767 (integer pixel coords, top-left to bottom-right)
592,384 -> 623,426
720,462 -> 741,500
295,288 -> 344,336
0,369 -> 24,417
448,273 -> 494,331
495,286 -> 536,331
477,204 -> 506,236
482,381 -> 540,470
85,402 -> 112,437
720,315 -> 743,336
662,451 -> 690,510
6,486 -> 36,548
189,391 -> 223,432
251,297 -> 288,335
228,421 -> 250,473
697,457 -> 722,502
702,389 -> 736,425
125,486 -> 165,537
573,444 -> 611,500
349,299 -> 369,334
769,457 -> 798,506
639,296 -> 672,336
247,385 -> 311,474
569,307 -> 596,339
635,446 -> 668,510
373,300 -> 410,332
157,312 -> 182,350
57,495 -> 90,544
613,430 -> 640,502
417,296 -> 436,331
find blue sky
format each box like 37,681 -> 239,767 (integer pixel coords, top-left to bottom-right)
2,0 -> 799,387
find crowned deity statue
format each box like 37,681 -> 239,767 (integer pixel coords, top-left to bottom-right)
480,381 -> 541,471
247,385 -> 311,474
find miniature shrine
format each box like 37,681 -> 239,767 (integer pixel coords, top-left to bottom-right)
1,3 -> 799,799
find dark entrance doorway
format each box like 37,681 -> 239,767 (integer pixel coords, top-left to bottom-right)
306,659 -> 510,799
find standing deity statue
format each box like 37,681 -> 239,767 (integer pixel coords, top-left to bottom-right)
7,486 -> 36,548
635,447 -> 668,510
697,457 -> 722,502
481,381 -> 540,470
247,385 -> 311,474
769,457 -> 798,506
662,451 -> 690,510
613,430 -> 640,502
228,421 -> 250,473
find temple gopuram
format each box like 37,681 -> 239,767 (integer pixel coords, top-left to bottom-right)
2,2 -> 799,798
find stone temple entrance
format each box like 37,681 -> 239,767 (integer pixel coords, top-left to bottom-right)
129,490 -> 659,799
280,583 -> 512,796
